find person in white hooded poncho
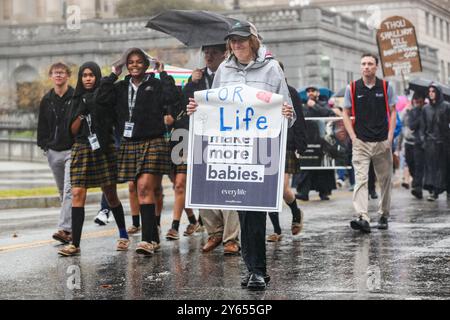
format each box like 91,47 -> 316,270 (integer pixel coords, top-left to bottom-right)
188,21 -> 296,290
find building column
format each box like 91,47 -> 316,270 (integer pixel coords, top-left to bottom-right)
11,0 -> 28,23
45,0 -> 62,22
80,0 -> 96,19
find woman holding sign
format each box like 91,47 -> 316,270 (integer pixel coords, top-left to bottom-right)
97,48 -> 178,256
188,21 -> 295,290
58,62 -> 129,256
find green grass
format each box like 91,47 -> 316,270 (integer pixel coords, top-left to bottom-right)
0,184 -> 128,199
0,187 -> 60,198
10,131 -> 36,139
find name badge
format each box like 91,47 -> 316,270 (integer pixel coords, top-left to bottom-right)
124,122 -> 135,138
88,134 -> 100,151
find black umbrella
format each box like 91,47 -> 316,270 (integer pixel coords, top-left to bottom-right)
408,78 -> 450,101
146,10 -> 240,47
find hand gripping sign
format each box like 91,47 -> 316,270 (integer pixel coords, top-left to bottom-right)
186,84 -> 288,212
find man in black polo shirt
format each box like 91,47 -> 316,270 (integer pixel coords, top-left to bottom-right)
342,53 -> 397,233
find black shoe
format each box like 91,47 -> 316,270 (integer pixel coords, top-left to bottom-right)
411,189 -> 423,200
295,193 -> 309,201
427,193 -> 438,202
246,273 -> 267,291
350,217 -> 371,233
241,273 -> 271,287
319,193 -> 330,201
377,216 -> 389,230
401,183 -> 410,190
369,191 -> 378,200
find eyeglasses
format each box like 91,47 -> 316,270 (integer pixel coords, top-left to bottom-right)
52,71 -> 67,76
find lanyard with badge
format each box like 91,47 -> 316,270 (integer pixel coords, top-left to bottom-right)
124,80 -> 137,138
85,114 -> 100,151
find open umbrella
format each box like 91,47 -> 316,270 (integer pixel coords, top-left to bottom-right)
150,64 -> 193,88
298,87 -> 334,103
112,47 -> 157,69
408,78 -> 450,102
396,96 -> 410,112
146,10 -> 240,47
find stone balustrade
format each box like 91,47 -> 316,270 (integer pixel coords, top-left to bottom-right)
1,6 -> 378,43
0,113 -> 37,129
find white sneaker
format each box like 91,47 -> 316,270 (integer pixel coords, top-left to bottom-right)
94,209 -> 110,226
107,213 -> 115,223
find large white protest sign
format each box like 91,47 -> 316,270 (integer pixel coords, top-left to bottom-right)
186,84 -> 287,212
192,85 -> 283,138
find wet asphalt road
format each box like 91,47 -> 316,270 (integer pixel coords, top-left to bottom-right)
0,187 -> 449,300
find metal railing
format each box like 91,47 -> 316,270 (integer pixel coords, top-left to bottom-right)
0,127 -> 45,162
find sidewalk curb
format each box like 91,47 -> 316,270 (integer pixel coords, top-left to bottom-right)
0,179 -> 403,210
0,189 -> 130,210
0,177 -> 174,210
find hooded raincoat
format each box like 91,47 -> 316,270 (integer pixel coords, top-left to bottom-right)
421,84 -> 450,194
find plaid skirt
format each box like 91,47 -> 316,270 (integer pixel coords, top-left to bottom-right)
171,163 -> 187,175
170,147 -> 187,175
117,137 -> 171,183
70,143 -> 117,188
285,150 -> 301,174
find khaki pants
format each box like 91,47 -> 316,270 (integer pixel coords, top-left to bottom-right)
352,139 -> 393,222
199,209 -> 240,245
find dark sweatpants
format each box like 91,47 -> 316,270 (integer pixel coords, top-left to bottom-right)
411,144 -> 425,192
238,211 -> 267,277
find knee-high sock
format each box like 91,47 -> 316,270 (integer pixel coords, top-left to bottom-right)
132,215 -> 140,228
71,207 -> 85,248
287,199 -> 301,223
140,204 -> 159,243
111,203 -> 128,239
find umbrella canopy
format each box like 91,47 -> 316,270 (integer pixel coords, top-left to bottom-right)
146,10 -> 240,47
150,64 -> 192,88
298,87 -> 334,103
408,78 -> 450,102
396,96 -> 410,112
112,48 -> 156,69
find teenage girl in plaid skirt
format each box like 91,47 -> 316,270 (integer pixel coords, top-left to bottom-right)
58,62 -> 129,257
97,48 -> 180,255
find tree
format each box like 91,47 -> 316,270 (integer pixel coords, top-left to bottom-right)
116,0 -> 224,18
16,82 -> 45,112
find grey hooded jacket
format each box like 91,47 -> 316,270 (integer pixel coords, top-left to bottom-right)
212,46 -> 296,126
